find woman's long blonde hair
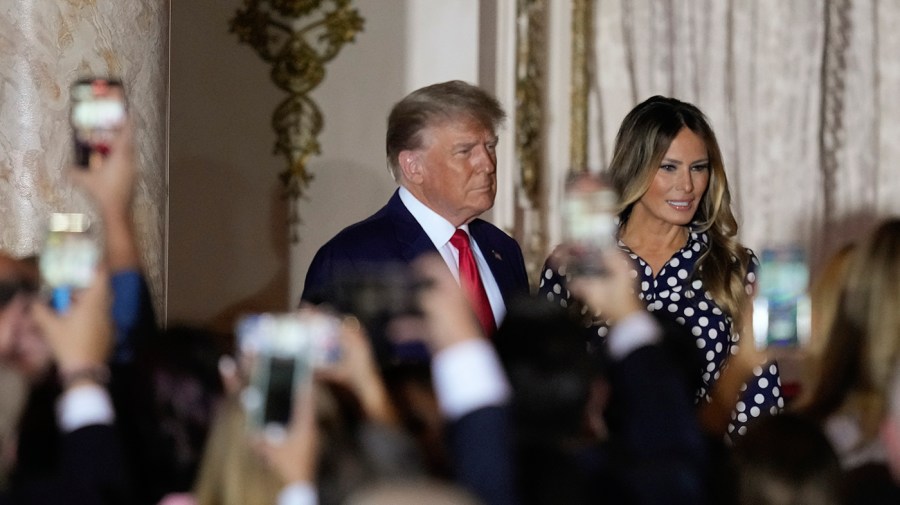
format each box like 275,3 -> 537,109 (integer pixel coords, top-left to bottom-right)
801,243 -> 857,391
193,386 -> 353,505
801,219 -> 900,441
193,397 -> 283,505
606,96 -> 751,330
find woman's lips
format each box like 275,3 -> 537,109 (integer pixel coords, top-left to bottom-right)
667,200 -> 693,210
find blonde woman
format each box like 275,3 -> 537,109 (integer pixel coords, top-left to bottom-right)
190,315 -> 420,505
800,219 -> 900,472
800,243 -> 856,398
540,96 -> 783,440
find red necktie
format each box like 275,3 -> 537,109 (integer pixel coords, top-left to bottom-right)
450,229 -> 496,337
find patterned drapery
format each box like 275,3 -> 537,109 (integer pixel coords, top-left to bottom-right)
520,0 -> 900,274
0,1 -> 169,313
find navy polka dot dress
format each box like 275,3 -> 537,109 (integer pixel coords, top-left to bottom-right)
539,228 -> 784,440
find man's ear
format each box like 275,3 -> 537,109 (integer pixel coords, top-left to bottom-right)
399,150 -> 424,184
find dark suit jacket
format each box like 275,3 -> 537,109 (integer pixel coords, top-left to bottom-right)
302,189 -> 530,309
448,406 -> 518,505
602,341 -> 709,505
7,417 -> 131,505
447,313 -> 709,505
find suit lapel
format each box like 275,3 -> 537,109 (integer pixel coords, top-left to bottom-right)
386,190 -> 440,263
386,192 -> 522,301
469,220 -> 515,300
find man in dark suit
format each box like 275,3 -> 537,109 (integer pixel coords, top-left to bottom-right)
302,80 -> 529,337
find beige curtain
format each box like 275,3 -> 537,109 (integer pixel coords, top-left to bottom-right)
579,0 -> 900,270
0,1 -> 168,311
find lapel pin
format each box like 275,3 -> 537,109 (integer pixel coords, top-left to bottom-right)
493,250 -> 503,261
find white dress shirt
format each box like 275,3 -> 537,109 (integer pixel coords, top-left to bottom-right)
399,187 -> 507,326
56,383 -> 116,433
278,482 -> 318,505
606,311 -> 663,361
431,338 -> 511,421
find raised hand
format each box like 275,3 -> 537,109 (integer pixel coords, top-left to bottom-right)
31,268 -> 113,386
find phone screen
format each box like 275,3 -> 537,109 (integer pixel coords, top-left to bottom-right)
70,78 -> 126,168
236,312 -> 324,439
561,172 -> 618,276
39,213 -> 99,312
263,356 -> 297,427
754,246 -> 811,348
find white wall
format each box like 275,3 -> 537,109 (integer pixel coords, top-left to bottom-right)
169,0 -> 287,326
406,0 -> 480,88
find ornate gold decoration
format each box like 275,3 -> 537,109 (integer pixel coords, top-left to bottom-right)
515,0 -> 546,206
230,0 -> 364,233
514,0 -> 549,288
570,0 -> 592,173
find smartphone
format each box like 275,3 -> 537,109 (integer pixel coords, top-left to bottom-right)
236,310 -> 340,440
327,263 -> 429,365
38,213 -> 100,312
561,171 -> 619,276
70,78 -> 126,168
752,246 -> 811,348
258,353 -> 304,441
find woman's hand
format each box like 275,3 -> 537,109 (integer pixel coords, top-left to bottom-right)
31,268 -> 113,387
252,381 -> 319,486
69,121 -> 140,272
69,121 -> 136,218
315,315 -> 398,425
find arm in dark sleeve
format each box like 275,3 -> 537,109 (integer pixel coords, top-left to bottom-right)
10,425 -> 132,505
109,270 -> 157,365
433,340 -> 519,505
58,424 -> 133,505
11,385 -> 134,505
604,314 -> 709,505
447,406 -> 518,505
108,270 -> 162,504
301,245 -> 341,306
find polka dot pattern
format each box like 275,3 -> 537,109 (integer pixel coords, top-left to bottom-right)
538,229 -> 782,441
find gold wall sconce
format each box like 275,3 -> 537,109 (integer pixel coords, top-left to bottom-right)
230,0 -> 364,236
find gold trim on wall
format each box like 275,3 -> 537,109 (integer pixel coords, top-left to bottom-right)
512,0 -> 596,282
570,0 -> 592,173
515,0 -> 546,207
514,0 -> 549,286
230,0 -> 364,238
